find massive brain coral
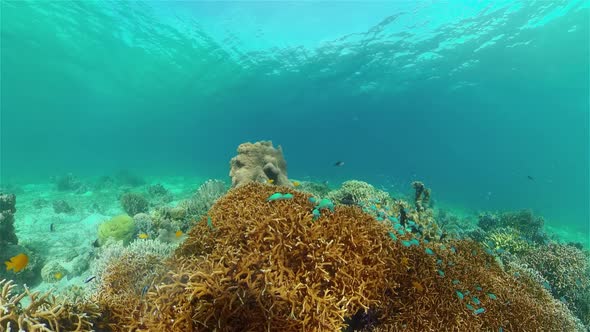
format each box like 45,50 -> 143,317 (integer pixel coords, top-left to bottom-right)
95,183 -> 583,332
229,140 -> 292,187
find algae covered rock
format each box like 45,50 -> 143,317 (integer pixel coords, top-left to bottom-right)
229,141 -> 292,187
98,214 -> 136,246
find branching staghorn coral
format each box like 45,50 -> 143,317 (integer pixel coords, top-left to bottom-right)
94,183 -> 583,331
90,239 -> 177,330
0,279 -> 100,332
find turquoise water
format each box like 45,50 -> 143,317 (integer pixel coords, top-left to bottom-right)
2,1 -> 587,240
1,1 -> 589,330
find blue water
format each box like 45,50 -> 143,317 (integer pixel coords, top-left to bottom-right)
1,1 -> 588,238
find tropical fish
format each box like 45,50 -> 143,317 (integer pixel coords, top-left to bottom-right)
175,230 -> 184,238
333,161 -> 345,167
84,275 -> 96,283
138,233 -> 149,239
267,179 -> 274,184
50,223 -> 55,232
292,181 -> 300,187
54,272 -> 63,280
5,253 -> 28,273
527,175 -> 534,181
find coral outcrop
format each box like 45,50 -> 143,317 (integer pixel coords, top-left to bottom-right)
97,214 -> 136,246
327,180 -> 391,206
94,183 -> 581,331
411,181 -> 431,212
229,141 -> 291,187
0,193 -> 17,246
120,192 -> 149,216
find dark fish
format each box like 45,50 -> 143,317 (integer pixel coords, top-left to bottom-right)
84,275 -> 96,283
50,223 -> 55,232
141,285 -> 149,297
92,239 -> 100,248
527,175 -> 534,181
334,161 -> 345,167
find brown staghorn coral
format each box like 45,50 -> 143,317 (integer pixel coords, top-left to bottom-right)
0,279 -> 100,332
97,183 -> 582,331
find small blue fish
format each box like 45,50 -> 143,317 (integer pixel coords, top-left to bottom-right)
267,193 -> 284,201
402,240 -> 411,247
410,239 -> 419,246
388,232 -> 398,241
141,285 -> 149,297
312,208 -> 320,220
456,291 -> 464,300
282,193 -> 294,199
317,198 -> 335,212
474,308 -> 485,315
452,279 -> 460,285
425,248 -> 434,255
487,293 -> 497,300
308,197 -> 317,204
472,297 -> 481,305
466,304 -> 475,311
437,270 -> 445,277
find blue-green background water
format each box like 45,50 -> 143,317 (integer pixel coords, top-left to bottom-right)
1,1 -> 588,239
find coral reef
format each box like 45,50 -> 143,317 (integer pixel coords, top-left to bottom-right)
297,181 -> 331,198
120,192 -> 149,216
94,183 -> 581,331
327,180 -> 391,207
411,181 -> 431,212
0,193 -> 18,246
483,227 -> 533,255
478,210 -> 547,244
90,239 -> 177,329
0,279 -> 100,332
97,214 -> 136,246
229,141 -> 292,187
52,200 -> 75,214
146,183 -> 172,205
519,243 -> 590,327
177,179 -> 227,222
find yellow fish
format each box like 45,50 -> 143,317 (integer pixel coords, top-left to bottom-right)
376,204 -> 381,209
267,179 -> 274,184
54,272 -> 63,280
138,233 -> 149,239
292,181 -> 300,187
5,253 -> 28,273
175,230 -> 183,238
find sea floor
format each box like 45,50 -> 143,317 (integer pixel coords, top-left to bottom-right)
6,175 -> 207,294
